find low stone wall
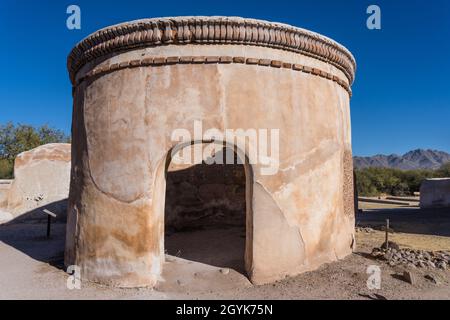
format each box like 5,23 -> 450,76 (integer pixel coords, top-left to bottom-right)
420,178 -> 450,209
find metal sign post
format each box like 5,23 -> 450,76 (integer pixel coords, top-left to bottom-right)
43,209 -> 57,238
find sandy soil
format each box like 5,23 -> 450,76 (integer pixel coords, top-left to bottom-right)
0,206 -> 449,300
359,202 -> 413,210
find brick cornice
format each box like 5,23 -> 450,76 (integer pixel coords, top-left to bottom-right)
75,55 -> 352,96
68,16 -> 356,85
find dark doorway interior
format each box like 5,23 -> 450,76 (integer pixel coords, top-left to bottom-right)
164,146 -> 246,274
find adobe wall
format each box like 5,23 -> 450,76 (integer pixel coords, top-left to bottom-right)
4,143 -> 71,221
420,178 -> 450,209
0,180 -> 12,208
65,16 -> 356,287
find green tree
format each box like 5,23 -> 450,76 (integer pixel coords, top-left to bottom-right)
355,166 -> 439,196
437,162 -> 450,177
0,122 -> 70,179
0,159 -> 13,179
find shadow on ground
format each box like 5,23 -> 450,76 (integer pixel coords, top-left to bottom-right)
165,226 -> 246,274
356,207 -> 450,237
0,200 -> 67,269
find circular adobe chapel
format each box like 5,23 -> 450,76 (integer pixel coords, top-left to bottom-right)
65,16 -> 357,287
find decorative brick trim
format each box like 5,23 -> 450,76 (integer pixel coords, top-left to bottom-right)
76,55 -> 352,96
68,16 -> 356,85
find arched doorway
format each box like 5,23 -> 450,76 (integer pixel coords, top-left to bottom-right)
163,142 -> 252,275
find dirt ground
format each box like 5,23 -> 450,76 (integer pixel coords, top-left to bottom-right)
0,205 -> 449,300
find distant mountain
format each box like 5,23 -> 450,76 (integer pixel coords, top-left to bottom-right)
354,149 -> 450,170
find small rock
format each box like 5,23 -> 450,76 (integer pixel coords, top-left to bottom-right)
371,248 -> 384,258
357,227 -> 374,233
425,274 -> 440,285
402,271 -> 415,285
382,252 -> 393,261
406,263 -> 416,269
220,268 -> 230,275
381,241 -> 400,251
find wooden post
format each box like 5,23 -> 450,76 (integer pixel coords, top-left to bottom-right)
47,214 -> 51,238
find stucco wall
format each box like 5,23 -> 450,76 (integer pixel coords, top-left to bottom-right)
0,180 -> 12,209
420,178 -> 450,209
5,144 -> 71,221
65,16 -> 356,287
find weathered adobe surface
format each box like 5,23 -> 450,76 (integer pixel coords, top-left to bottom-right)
420,178 -> 450,209
66,16 -> 356,287
0,181 -> 12,209
73,55 -> 353,96
14,144 -> 70,168
2,143 -> 71,220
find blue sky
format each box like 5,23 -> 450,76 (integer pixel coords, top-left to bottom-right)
0,0 -> 449,156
